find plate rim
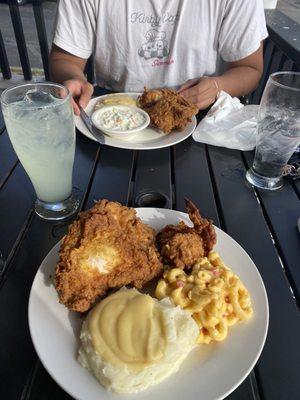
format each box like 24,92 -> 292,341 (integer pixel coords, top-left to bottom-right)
28,207 -> 269,400
74,93 -> 197,150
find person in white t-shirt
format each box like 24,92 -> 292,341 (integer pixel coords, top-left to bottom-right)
49,0 -> 268,115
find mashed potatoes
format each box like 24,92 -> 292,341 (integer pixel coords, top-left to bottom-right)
78,288 -> 198,393
94,95 -> 136,111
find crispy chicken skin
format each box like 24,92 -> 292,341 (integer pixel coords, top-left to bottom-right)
156,199 -> 216,269
138,87 -> 198,134
55,200 -> 163,312
138,88 -> 163,107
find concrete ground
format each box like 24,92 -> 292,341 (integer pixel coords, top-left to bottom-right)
0,0 -> 299,72
277,0 -> 300,21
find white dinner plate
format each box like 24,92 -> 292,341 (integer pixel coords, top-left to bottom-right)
74,93 -> 197,150
28,208 -> 269,400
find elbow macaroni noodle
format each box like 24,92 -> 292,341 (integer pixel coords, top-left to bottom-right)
155,252 -> 253,344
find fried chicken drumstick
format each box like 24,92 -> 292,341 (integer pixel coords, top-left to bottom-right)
156,199 -> 216,269
138,87 -> 198,134
55,200 -> 163,312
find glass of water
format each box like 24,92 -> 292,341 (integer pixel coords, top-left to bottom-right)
1,82 -> 79,220
246,72 -> 300,190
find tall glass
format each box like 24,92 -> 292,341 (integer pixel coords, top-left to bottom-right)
246,72 -> 300,190
1,82 -> 79,220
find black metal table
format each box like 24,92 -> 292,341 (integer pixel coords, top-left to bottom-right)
0,99 -> 300,400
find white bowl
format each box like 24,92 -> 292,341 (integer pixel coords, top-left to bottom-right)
91,105 -> 150,140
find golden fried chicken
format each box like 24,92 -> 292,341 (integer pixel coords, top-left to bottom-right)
138,87 -> 198,134
156,199 -> 216,269
55,200 -> 163,312
138,88 -> 163,106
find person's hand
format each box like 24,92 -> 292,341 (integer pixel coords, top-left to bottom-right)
63,79 -> 94,115
178,77 -> 221,110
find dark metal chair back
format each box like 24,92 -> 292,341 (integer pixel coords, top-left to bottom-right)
0,0 -> 49,81
248,11 -> 300,104
0,0 -> 95,83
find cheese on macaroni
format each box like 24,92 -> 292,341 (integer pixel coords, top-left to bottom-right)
155,252 -> 253,344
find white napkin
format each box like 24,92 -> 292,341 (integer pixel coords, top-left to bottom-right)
192,91 -> 259,151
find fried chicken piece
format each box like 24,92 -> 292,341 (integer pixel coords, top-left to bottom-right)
138,87 -> 198,133
138,88 -> 163,107
156,199 -> 216,269
55,200 -> 163,312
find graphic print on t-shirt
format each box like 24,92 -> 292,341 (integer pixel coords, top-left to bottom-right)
130,10 -> 180,66
138,29 -> 169,60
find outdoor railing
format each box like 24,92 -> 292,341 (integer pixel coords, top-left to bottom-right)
0,0 -> 94,83
0,1 -> 299,103
0,0 -> 49,81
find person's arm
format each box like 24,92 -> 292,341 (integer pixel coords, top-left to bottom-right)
179,43 -> 264,110
217,43 -> 264,97
49,44 -> 94,115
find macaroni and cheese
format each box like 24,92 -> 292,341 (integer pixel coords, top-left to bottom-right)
155,252 -> 253,344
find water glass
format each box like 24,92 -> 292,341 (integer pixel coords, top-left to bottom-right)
246,72 -> 300,190
1,82 -> 79,220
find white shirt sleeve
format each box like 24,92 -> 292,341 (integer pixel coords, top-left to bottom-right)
218,0 -> 268,62
53,0 -> 97,59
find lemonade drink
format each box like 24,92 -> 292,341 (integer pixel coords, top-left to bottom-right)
2,89 -> 76,203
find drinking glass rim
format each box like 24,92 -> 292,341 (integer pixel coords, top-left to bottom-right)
269,71 -> 300,92
0,81 -> 71,108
